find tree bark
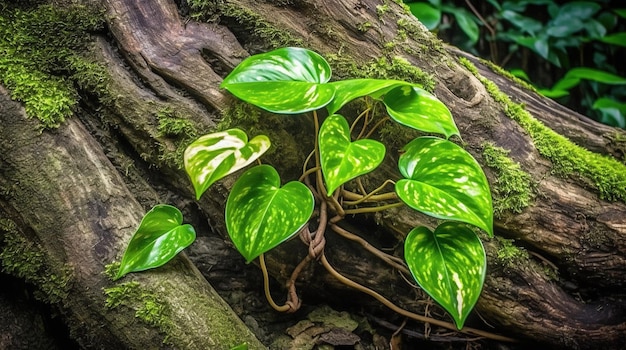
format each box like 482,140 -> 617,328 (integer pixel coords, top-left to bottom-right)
1,0 -> 625,349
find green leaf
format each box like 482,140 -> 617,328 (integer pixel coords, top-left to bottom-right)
553,1 -> 601,23
404,222 -> 486,329
116,205 -> 196,280
500,10 -> 542,35
564,68 -> 626,85
408,2 -> 442,30
226,165 -> 314,262
592,97 -> 626,113
450,8 -> 479,44
600,33 -> 626,47
383,85 -> 460,138
326,79 -> 409,115
395,137 -> 493,236
508,68 -> 531,82
184,129 -> 271,200
538,88 -> 570,98
584,18 -> 607,39
614,9 -> 626,19
546,20 -> 583,37
220,47 -> 335,113
319,114 -> 386,195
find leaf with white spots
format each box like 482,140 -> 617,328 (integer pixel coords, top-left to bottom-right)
115,205 -> 196,280
383,85 -> 460,138
184,129 -> 270,200
220,47 -> 335,113
404,222 -> 486,329
226,165 -> 314,262
319,114 -> 386,195
395,137 -> 493,236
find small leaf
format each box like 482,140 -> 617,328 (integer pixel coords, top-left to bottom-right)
383,86 -> 460,138
326,79 -> 409,115
226,165 -> 314,262
592,97 -> 626,113
500,10 -> 542,35
554,1 -> 601,23
404,222 -> 486,329
600,33 -> 626,47
116,205 -> 196,280
564,67 -> 626,85
395,137 -> 493,236
408,2 -> 442,30
614,9 -> 626,19
184,129 -> 271,200
220,47 -> 335,113
450,8 -> 479,44
319,114 -> 386,195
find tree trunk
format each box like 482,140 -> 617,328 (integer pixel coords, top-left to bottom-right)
1,0 -> 625,349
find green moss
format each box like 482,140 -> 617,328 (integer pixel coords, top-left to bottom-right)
494,236 -> 528,268
357,21 -> 373,33
156,107 -> 197,137
189,1 -> 301,49
104,281 -> 173,336
482,142 -> 535,217
0,219 -> 73,304
327,54 -> 435,93
479,59 -> 538,93
376,4 -> 391,18
154,107 -> 199,169
0,4 -> 105,128
460,57 -> 626,202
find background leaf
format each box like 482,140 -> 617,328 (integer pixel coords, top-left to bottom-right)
319,114 -> 386,195
220,47 -> 335,113
408,2 -> 441,30
395,137 -> 493,236
116,205 -> 196,280
449,7 -> 479,44
404,222 -> 486,329
184,129 -> 270,200
226,165 -> 314,262
383,86 -> 460,138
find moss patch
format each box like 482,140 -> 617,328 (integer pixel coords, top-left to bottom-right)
0,219 -> 73,304
482,142 -> 535,217
460,57 -> 626,202
154,107 -> 199,169
104,281 -> 173,338
0,3 -> 105,128
492,236 -> 529,269
188,0 -> 301,50
479,59 -> 538,93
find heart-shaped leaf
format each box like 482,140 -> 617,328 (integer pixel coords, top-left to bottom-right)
319,114 -> 386,195
395,137 -> 493,236
383,85 -> 460,138
184,129 -> 270,200
404,222 -> 486,329
226,165 -> 314,262
326,79 -> 411,114
115,204 -> 196,280
220,47 -> 335,113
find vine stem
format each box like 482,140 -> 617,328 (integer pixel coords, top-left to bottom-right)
342,179 -> 398,205
319,253 -> 516,343
329,223 -> 408,273
342,202 -> 404,215
259,253 -> 292,313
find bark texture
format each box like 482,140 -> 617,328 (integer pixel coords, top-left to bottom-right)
1,0 -> 625,349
